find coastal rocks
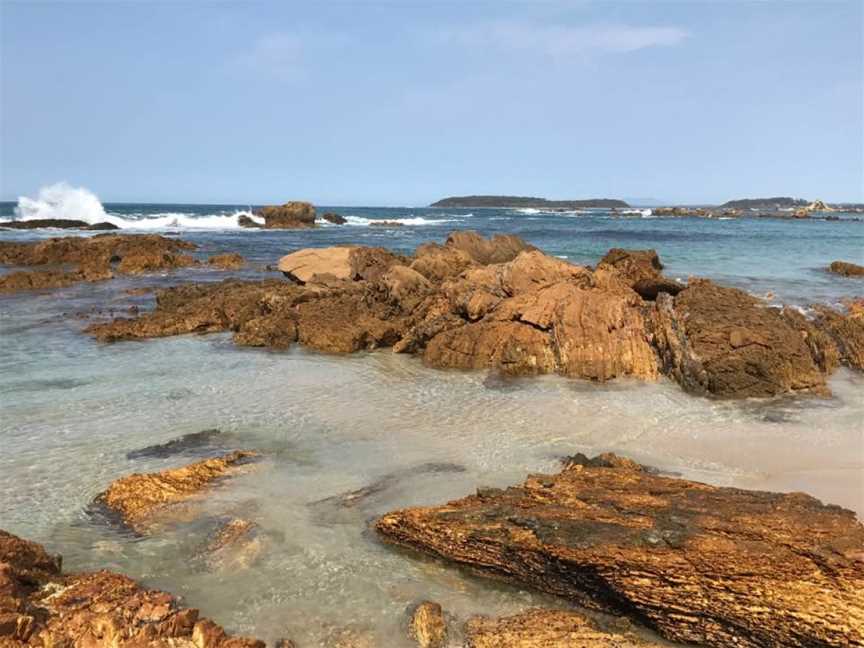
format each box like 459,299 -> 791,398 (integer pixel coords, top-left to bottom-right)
0,218 -> 119,230
198,518 -> 264,571
597,248 -> 683,300
277,246 -> 403,285
407,601 -> 447,648
321,212 -> 347,225
464,609 -> 660,647
444,230 -> 535,265
812,305 -> 864,370
208,253 -> 246,270
375,453 -> 864,648
256,202 -> 316,229
0,529 -> 264,647
650,279 -> 829,397
0,268 -> 97,294
829,260 -> 864,277
93,450 -> 258,532
116,250 -> 198,274
410,243 -> 475,282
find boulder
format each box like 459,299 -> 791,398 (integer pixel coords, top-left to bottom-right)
444,230 -> 535,265
650,279 -> 829,397
812,305 -> 864,370
238,214 -> 259,228
408,601 -> 447,648
208,253 -> 246,270
597,248 -> 683,300
257,201 -> 316,229
0,529 -> 265,646
92,450 -> 258,533
376,453 -> 864,648
410,243 -> 475,282
464,609 -> 660,647
321,212 -> 347,225
278,247 -> 354,284
829,260 -> 864,277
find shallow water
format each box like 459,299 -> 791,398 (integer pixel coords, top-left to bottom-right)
1,210 -> 863,644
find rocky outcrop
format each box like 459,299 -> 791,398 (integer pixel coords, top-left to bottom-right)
812,305 -> 864,370
208,253 -> 246,269
650,279 -> 829,397
0,218 -> 119,230
376,453 -> 864,648
321,212 -> 347,225
407,601 -> 447,648
277,246 -> 404,285
255,202 -> 316,229
444,230 -> 535,265
0,529 -> 264,646
198,518 -> 264,571
464,609 -> 661,647
93,450 -> 258,533
597,248 -> 683,300
829,260 -> 864,277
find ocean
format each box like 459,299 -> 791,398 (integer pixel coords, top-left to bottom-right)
1,190 -> 863,645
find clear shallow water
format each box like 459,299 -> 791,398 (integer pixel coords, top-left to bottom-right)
1,204 -> 863,644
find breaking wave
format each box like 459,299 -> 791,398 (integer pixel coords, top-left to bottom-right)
343,215 -> 456,227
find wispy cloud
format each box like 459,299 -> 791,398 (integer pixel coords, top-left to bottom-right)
234,32 -> 345,82
441,21 -> 689,58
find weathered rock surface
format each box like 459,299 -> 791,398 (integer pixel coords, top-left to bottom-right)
277,246 -> 404,285
376,453 -> 864,648
597,248 -> 683,300
256,202 -> 316,229
321,212 -> 347,225
650,279 -> 829,397
126,429 -> 226,460
0,218 -> 119,230
812,304 -> 864,370
93,450 -> 258,532
198,518 -> 263,571
208,253 -> 246,270
408,601 -> 447,648
464,609 -> 661,647
829,260 -> 864,277
0,529 -> 264,646
444,230 -> 535,265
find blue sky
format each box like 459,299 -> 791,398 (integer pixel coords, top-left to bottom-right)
1,1 -> 862,205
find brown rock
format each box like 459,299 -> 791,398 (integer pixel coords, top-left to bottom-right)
117,251 -> 198,274
781,307 -> 841,374
650,279 -> 829,397
812,305 -> 864,370
278,247 -> 354,284
464,609 -> 660,647
408,601 -> 447,648
208,253 -> 246,270
0,269 -> 84,293
598,248 -> 683,300
321,212 -> 347,225
93,451 -> 258,532
444,230 -> 535,265
376,453 -> 864,648
258,201 -> 316,229
0,529 -> 265,647
0,218 -> 119,230
199,518 -> 264,571
410,243 -> 475,282
829,261 -> 864,277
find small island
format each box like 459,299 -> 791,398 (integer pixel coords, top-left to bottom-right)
720,197 -> 808,209
430,195 -> 630,209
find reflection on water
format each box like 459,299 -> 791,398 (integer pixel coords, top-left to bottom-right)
1,242 -> 863,644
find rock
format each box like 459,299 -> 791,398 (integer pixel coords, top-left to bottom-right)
278,247 -> 354,284
238,214 -> 259,228
376,453 -> 864,648
92,450 -> 258,532
0,218 -> 119,230
408,601 -> 447,648
199,518 -> 264,571
257,201 -> 316,229
597,248 -> 683,300
382,265 -> 433,312
781,307 -> 841,374
650,279 -> 829,397
116,251 -> 198,274
0,529 -> 265,647
812,305 -> 864,370
829,260 -> 864,277
410,243 -> 475,282
321,212 -> 347,225
0,269 -> 86,294
208,253 -> 246,270
369,220 -> 404,227
444,230 -> 535,265
126,429 -> 225,460
464,609 -> 660,647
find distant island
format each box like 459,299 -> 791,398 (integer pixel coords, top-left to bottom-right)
431,195 -> 630,209
720,197 -> 808,209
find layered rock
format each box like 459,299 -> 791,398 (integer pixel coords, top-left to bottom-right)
376,453 -> 864,648
407,601 -> 447,648
597,248 -> 683,300
0,529 -> 264,646
829,260 -> 864,277
254,202 -> 316,229
208,253 -> 246,270
812,304 -> 864,370
93,450 -> 258,533
650,279 -> 829,397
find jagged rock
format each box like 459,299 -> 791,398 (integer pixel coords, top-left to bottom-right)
410,243 -> 475,282
0,529 -> 265,647
0,218 -> 119,230
92,450 -> 258,532
650,279 -> 829,397
116,251 -> 198,274
781,307 -> 841,374
257,202 -> 316,229
321,212 -> 347,225
812,305 -> 864,370
597,248 -> 683,300
376,453 -> 864,648
464,609 -> 660,647
208,253 -> 246,270
408,601 -> 447,648
444,230 -> 535,265
829,260 -> 864,277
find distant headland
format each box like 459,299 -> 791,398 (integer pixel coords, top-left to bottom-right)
430,195 -> 630,209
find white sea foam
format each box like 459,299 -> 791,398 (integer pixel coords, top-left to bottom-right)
344,215 -> 454,226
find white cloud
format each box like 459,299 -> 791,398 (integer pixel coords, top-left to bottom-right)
235,32 -> 345,81
442,21 -> 689,58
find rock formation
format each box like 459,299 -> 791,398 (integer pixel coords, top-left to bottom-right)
407,601 -> 447,648
597,248 -> 683,300
208,253 -> 246,270
0,218 -> 119,230
321,212 -> 347,224
829,260 -> 864,277
253,202 -> 316,229
375,453 -> 864,648
0,529 -> 265,646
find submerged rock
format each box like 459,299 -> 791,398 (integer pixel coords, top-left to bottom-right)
829,260 -> 864,277
208,253 -> 246,270
464,609 -> 660,647
0,529 -> 264,646
125,428 -> 225,460
376,453 -> 864,648
198,517 -> 264,571
408,601 -> 447,648
256,201 -> 316,229
650,279 -> 829,397
93,450 -> 258,532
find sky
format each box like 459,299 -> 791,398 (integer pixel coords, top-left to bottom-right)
1,0 -> 862,206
